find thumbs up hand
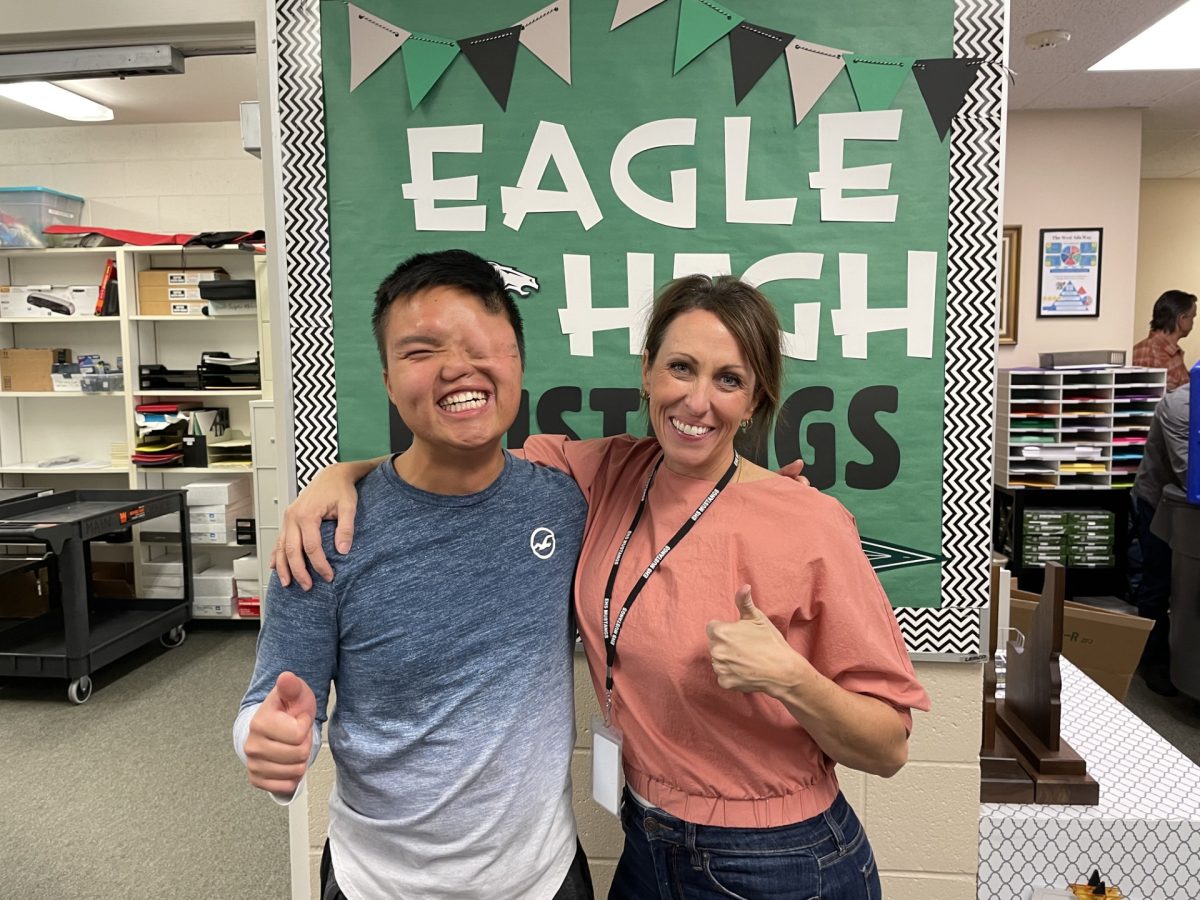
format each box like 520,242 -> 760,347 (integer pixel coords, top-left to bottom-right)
706,585 -> 809,696
244,671 -> 318,794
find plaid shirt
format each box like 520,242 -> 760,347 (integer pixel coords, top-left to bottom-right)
1132,330 -> 1188,391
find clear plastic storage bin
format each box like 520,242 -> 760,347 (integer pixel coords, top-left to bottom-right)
0,186 -> 85,248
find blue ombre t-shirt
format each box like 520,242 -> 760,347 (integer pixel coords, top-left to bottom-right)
235,453 -> 587,900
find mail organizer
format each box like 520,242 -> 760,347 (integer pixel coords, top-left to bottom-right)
139,363 -> 201,391
198,351 -> 260,390
139,352 -> 261,392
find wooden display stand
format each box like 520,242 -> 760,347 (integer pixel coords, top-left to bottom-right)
980,563 -> 1099,804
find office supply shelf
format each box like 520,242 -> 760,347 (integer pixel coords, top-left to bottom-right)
0,489 -> 193,703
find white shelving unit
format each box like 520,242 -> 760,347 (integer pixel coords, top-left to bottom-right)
0,246 -> 274,620
994,367 -> 1168,489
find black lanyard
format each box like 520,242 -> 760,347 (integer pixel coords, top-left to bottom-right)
602,451 -> 740,704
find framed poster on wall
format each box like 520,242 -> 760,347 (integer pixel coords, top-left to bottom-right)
1037,227 -> 1103,318
272,0 -> 1007,656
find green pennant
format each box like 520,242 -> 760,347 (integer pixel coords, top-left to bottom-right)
402,32 -> 460,109
843,55 -> 915,112
674,0 -> 744,74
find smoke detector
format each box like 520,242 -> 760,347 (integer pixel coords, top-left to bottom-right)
1025,30 -> 1071,50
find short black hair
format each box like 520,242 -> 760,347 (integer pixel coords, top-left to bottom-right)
371,249 -> 525,367
1150,289 -> 1198,333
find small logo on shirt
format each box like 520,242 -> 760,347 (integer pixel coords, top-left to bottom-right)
530,527 -> 556,560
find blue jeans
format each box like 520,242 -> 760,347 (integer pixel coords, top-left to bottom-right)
609,789 -> 881,900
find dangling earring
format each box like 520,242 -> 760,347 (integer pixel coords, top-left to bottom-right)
739,417 -> 753,433
640,389 -> 649,401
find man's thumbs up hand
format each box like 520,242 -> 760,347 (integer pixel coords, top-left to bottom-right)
706,585 -> 807,697
244,672 -> 317,795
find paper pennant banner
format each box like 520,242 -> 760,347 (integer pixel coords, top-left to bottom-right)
728,21 -> 793,104
518,0 -> 572,84
459,26 -> 523,110
783,40 -> 847,125
844,55 -> 915,112
348,4 -> 410,92
674,0 -> 744,74
611,0 -> 669,30
402,32 -> 460,110
913,57 -> 982,141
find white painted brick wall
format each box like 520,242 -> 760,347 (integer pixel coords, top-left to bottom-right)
0,122 -> 264,235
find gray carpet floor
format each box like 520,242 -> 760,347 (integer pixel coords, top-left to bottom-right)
0,623 -> 289,900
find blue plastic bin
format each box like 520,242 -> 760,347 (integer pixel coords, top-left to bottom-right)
0,186 -> 85,248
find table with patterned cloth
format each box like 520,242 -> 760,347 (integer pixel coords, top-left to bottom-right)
979,659 -> 1200,899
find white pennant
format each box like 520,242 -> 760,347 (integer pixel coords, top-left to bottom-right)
610,0 -> 669,30
517,0 -> 572,84
348,3 -> 410,92
784,39 -> 848,126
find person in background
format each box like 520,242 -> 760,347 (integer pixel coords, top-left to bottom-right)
1132,290 -> 1197,391
279,273 -> 930,899
235,250 -> 593,900
1130,381 -> 1191,696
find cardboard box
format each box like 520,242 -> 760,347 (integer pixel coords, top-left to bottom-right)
137,294 -> 209,317
137,268 -> 227,316
1009,590 -> 1153,701
0,347 -> 72,391
0,568 -> 50,618
91,560 -> 135,599
194,566 -> 235,599
138,267 -> 228,287
236,578 -> 261,597
232,554 -> 259,581
183,477 -> 252,507
189,498 -> 253,526
193,598 -> 234,618
1,285 -> 96,318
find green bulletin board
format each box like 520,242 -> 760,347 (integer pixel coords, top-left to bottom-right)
295,0 -> 1003,624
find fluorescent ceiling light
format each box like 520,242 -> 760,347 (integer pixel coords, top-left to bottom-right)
0,82 -> 113,122
1090,0 -> 1200,71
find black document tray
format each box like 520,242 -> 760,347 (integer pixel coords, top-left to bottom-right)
139,364 -> 201,391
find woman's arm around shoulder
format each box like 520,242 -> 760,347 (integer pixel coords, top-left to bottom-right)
272,456 -> 384,590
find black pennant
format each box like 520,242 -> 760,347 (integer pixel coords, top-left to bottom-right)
728,22 -> 793,105
913,57 -> 982,141
458,26 -> 523,111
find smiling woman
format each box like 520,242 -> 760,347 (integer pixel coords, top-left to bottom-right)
640,274 -> 783,482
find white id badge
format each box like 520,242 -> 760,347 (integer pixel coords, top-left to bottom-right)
591,715 -> 625,816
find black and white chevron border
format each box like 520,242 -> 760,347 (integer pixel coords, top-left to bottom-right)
276,0 -> 338,488
894,607 -> 984,656
274,0 -> 1003,657
901,0 -> 1003,656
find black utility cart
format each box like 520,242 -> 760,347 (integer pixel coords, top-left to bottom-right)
0,490 -> 193,704
0,488 -> 49,505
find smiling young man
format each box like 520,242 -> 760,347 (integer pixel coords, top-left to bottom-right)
234,250 -> 592,900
